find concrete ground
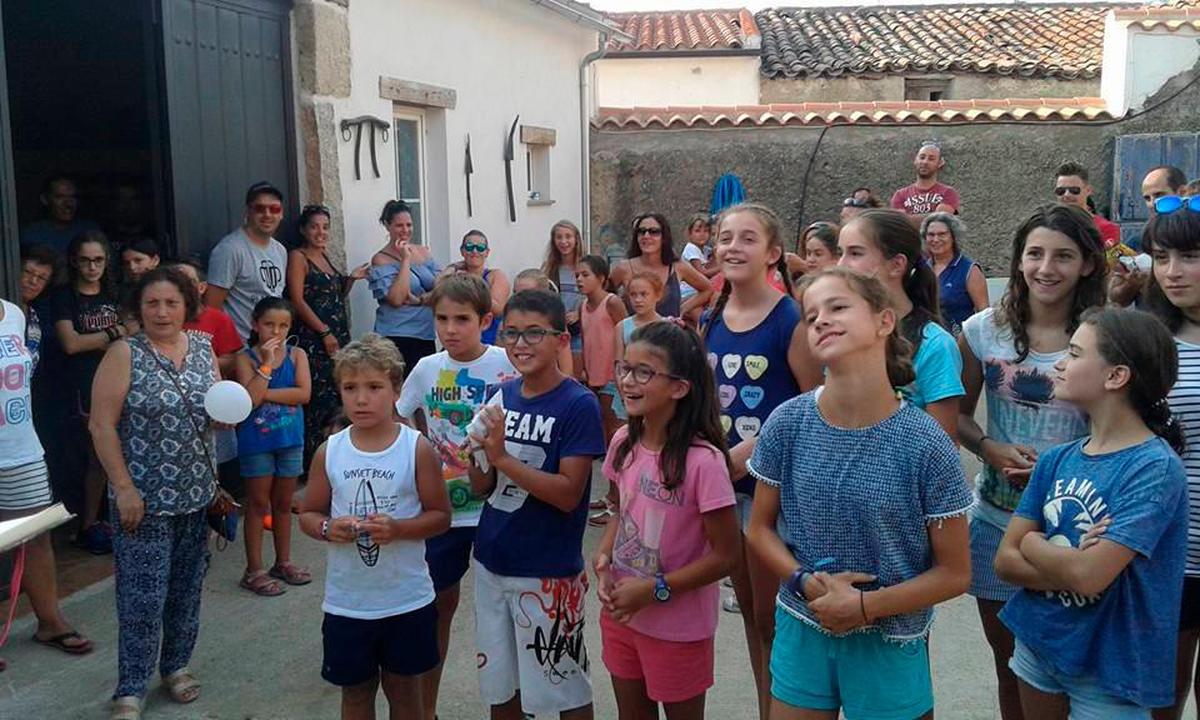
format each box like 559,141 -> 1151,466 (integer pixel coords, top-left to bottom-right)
1,449 -> 1195,719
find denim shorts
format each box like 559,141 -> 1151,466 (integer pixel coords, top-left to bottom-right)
240,446 -> 303,478
771,606 -> 933,720
1010,640 -> 1149,719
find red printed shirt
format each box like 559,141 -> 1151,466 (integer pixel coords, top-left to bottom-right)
891,182 -> 961,216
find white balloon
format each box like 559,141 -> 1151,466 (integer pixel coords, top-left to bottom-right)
204,380 -> 252,424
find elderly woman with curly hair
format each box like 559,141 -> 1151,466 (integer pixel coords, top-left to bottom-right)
922,212 -> 988,334
90,267 -> 221,720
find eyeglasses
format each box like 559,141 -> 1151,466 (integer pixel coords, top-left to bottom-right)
1054,186 -> 1083,196
252,203 -> 283,215
613,361 -> 683,385
21,267 -> 51,284
497,327 -> 564,346
636,227 -> 663,237
462,243 -> 489,254
1154,195 -> 1200,214
75,256 -> 106,267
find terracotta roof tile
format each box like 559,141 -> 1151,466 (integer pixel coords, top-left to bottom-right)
757,5 -> 1111,79
606,9 -> 761,52
1113,3 -> 1200,30
593,98 -> 1114,129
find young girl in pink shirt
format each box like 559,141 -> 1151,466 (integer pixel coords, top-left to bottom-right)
594,320 -> 740,719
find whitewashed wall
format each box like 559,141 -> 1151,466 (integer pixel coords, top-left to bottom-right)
328,0 -> 598,337
594,55 -> 761,107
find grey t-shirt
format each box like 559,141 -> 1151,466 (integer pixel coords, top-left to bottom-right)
207,228 -> 287,340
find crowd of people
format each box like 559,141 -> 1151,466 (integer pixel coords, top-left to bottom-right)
1,145 -> 1199,720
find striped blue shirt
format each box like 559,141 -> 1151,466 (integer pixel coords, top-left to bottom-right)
1168,338 -> 1200,576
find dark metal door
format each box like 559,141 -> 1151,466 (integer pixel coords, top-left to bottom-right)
159,0 -> 294,258
1112,132 -> 1200,232
0,2 -> 18,299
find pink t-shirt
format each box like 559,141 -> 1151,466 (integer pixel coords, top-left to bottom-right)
890,182 -> 960,216
602,427 -> 736,642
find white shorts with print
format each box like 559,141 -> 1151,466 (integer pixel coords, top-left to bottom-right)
473,560 -> 592,714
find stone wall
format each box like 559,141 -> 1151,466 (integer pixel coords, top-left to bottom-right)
590,67 -> 1199,275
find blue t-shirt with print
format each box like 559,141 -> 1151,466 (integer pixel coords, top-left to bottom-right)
1000,437 -> 1187,708
748,390 -> 973,641
706,295 -> 802,495
902,320 -> 964,409
473,376 -> 606,578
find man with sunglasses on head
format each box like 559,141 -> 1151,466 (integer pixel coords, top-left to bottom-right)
1053,161 -> 1122,252
206,181 -> 289,341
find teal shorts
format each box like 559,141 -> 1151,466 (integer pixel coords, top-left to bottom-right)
770,606 -> 933,720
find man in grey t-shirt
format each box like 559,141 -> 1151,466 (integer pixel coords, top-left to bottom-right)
205,181 -> 288,340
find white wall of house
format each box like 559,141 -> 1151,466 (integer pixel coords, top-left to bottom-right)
332,0 -> 598,337
595,55 -> 760,107
1102,15 -> 1200,115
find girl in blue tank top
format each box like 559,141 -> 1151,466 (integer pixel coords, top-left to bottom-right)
702,202 -> 821,717
236,297 -> 312,596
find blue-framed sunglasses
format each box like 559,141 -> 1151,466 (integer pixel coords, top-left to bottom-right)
1154,195 -> 1200,214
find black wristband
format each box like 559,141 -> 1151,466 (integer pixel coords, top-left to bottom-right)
104,326 -> 118,342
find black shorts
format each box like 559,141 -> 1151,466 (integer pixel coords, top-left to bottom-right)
321,603 -> 439,686
425,525 -> 475,593
1181,576 -> 1200,631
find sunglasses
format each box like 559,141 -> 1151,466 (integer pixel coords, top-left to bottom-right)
302,204 -> 330,214
253,203 -> 283,215
636,227 -> 663,237
843,197 -> 869,208
1054,186 -> 1083,196
462,242 -> 489,253
497,327 -> 564,346
1154,195 -> 1200,214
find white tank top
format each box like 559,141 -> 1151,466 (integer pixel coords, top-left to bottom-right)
322,424 -> 434,619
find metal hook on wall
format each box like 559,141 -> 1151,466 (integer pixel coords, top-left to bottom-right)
339,115 -> 391,180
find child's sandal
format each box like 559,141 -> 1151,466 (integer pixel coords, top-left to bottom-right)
239,569 -> 286,596
269,562 -> 312,586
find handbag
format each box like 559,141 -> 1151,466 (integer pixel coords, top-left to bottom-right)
145,336 -> 240,544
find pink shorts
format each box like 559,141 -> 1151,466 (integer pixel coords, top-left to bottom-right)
600,612 -> 714,703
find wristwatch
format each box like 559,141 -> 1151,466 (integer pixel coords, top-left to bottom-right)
785,567 -> 810,599
653,573 -> 671,603
320,518 -> 330,541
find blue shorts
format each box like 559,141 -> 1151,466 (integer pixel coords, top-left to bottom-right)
425,525 -> 476,592
1010,640 -> 1149,719
321,603 -> 439,686
771,607 -> 933,720
240,446 -> 304,478
570,333 -> 583,353
969,516 -> 1018,602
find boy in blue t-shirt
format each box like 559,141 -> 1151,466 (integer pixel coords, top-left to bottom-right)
469,290 -> 605,719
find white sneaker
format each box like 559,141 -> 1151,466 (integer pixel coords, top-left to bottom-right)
722,594 -> 741,614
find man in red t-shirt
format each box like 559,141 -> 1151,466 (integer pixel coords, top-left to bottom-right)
890,142 -> 960,227
174,259 -> 243,378
1053,161 -> 1122,249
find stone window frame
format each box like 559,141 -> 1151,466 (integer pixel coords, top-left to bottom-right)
521,125 -> 556,207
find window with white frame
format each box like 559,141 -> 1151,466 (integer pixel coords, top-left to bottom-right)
521,125 -> 556,205
394,111 -> 428,244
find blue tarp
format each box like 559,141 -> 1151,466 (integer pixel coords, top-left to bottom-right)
710,173 -> 746,215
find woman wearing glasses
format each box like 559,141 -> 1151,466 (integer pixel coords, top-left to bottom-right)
286,204 -> 368,467
1141,194 -> 1200,719
921,212 -> 988,335
441,230 -> 510,345
370,200 -> 442,374
51,230 -> 129,554
611,213 -> 712,320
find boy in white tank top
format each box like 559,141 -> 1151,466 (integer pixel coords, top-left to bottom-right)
299,334 -> 451,719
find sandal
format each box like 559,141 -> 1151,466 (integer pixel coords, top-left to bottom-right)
164,668 -> 200,704
239,569 -> 286,597
111,696 -> 141,720
588,509 -> 613,527
269,562 -> 312,586
33,629 -> 94,655
588,499 -> 607,510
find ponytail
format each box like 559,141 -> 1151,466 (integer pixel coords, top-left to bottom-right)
852,210 -> 943,344
1083,307 -> 1185,454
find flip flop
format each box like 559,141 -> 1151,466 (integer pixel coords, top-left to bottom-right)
33,630 -> 94,655
164,668 -> 200,704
